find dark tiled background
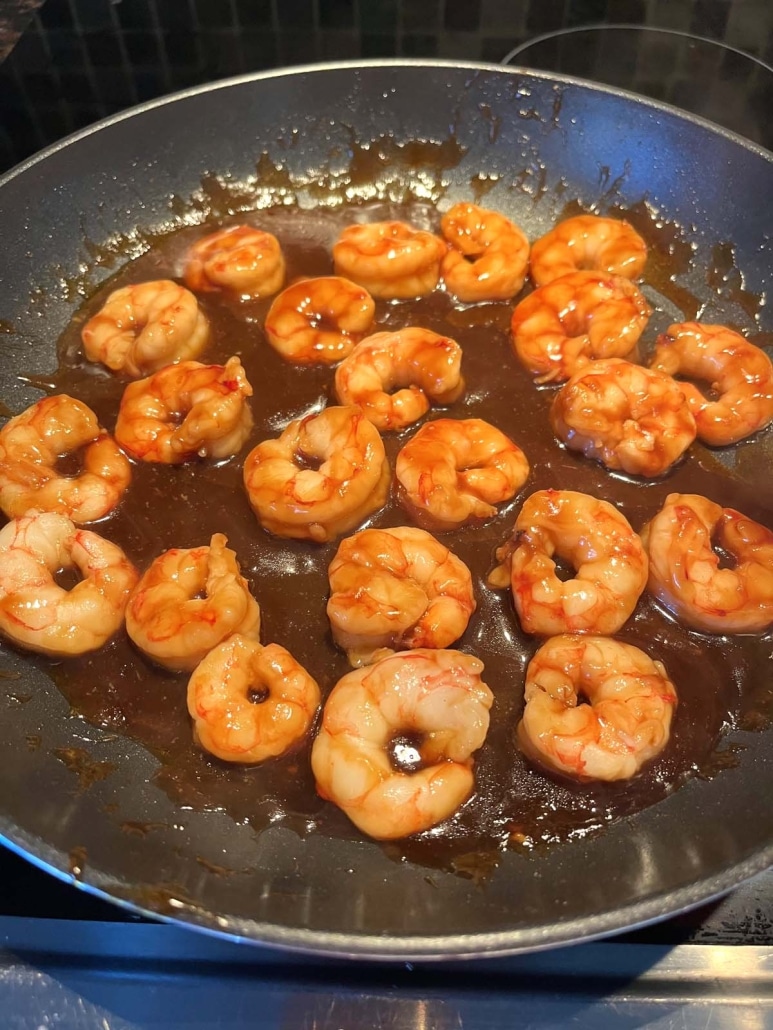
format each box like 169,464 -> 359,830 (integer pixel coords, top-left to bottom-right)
1,0 -> 773,172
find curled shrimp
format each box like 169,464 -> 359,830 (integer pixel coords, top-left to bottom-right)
327,526 -> 476,667
510,270 -> 651,384
243,405 -> 390,543
183,224 -> 285,299
640,493 -> 773,634
0,510 -> 138,657
187,635 -> 320,764
0,394 -> 131,523
114,356 -> 253,464
126,533 -> 260,671
332,220 -> 447,300
440,202 -> 530,302
82,279 -> 210,377
310,648 -> 493,840
334,328 -> 465,432
550,358 -> 697,477
650,322 -> 773,446
530,214 -> 647,287
264,276 -> 375,365
396,417 -> 530,532
490,489 -> 648,636
519,635 -> 677,782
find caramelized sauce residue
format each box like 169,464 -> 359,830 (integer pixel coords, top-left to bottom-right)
9,194 -> 773,875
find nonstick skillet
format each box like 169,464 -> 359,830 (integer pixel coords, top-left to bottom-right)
0,60 -> 771,959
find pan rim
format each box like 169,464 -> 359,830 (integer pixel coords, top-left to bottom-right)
2,819 -> 771,960
1,57 -> 772,194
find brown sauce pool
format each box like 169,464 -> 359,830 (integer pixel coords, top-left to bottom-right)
14,199 -> 773,877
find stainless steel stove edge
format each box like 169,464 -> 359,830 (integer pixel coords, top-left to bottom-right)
0,917 -> 771,1030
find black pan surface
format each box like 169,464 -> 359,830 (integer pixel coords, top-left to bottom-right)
0,60 -> 771,959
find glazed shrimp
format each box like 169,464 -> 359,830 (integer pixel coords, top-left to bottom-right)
0,511 -> 138,657
183,224 -> 285,299
550,358 -> 697,477
264,276 -> 375,365
440,202 -> 530,302
327,526 -> 476,667
126,533 -> 260,671
650,322 -> 773,446
187,635 -> 320,763
519,635 -> 677,781
243,405 -> 390,543
311,648 -> 493,839
82,280 -> 210,377
334,328 -> 465,432
489,489 -> 648,636
640,493 -> 773,634
333,221 -> 447,300
114,356 -> 253,463
396,418 -> 530,532
530,214 -> 647,288
510,270 -> 651,384
0,395 -> 131,523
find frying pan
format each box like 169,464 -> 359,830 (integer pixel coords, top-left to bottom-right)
0,59 -> 772,959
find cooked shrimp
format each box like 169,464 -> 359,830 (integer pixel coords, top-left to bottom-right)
243,405 -> 390,543
530,214 -> 647,288
183,224 -> 285,299
114,356 -> 253,464
0,510 -> 138,657
126,533 -> 260,671
311,648 -> 493,839
187,635 -> 320,763
396,417 -> 529,531
264,276 -> 375,365
334,328 -> 465,432
327,526 -> 476,667
0,395 -> 131,523
650,322 -> 773,446
519,635 -> 677,781
640,493 -> 773,634
489,489 -> 648,636
333,220 -> 447,300
440,202 -> 530,302
82,279 -> 210,377
550,358 -> 697,477
510,270 -> 651,384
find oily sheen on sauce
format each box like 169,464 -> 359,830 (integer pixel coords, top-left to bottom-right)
29,200 -> 773,875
